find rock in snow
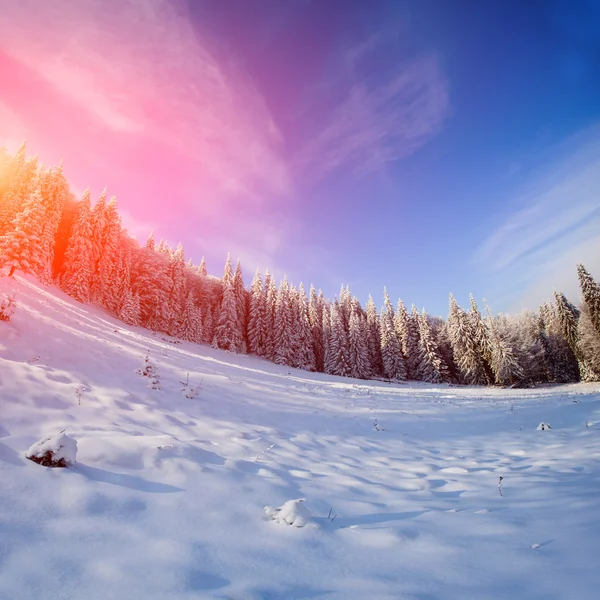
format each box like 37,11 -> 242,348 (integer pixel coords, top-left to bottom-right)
537,422 -> 552,431
264,498 -> 311,527
25,432 -> 78,467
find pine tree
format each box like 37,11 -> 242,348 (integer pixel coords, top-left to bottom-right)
447,294 -> 488,385
309,285 -> 325,372
199,256 -> 207,277
264,269 -> 277,361
469,295 -> 494,385
92,197 -> 122,308
145,231 -> 155,251
166,244 -> 187,336
202,304 -> 215,344
60,191 -> 94,303
380,289 -> 406,380
273,276 -> 294,366
233,259 -> 248,353
394,300 -> 420,379
131,243 -> 171,332
577,264 -> 600,338
37,164 -> 68,283
89,189 -> 107,274
248,269 -> 269,356
214,254 -> 244,352
0,186 -> 47,276
365,295 -> 383,377
327,302 -> 351,377
0,148 -> 38,236
294,283 -> 316,371
180,292 -> 203,343
553,291 -> 597,381
348,305 -> 370,379
416,310 -> 449,383
483,303 -> 524,386
539,302 -> 579,383
120,288 -> 141,326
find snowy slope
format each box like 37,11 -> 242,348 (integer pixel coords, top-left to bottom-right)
1,275 -> 599,600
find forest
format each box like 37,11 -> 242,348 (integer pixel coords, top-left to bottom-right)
1,142 -> 599,387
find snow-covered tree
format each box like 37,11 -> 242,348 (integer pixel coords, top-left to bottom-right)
309,285 -> 325,372
348,305 -> 370,379
554,290 -> 598,381
469,295 -> 494,385
394,300 -> 420,379
416,310 -> 449,383
273,276 -> 294,366
365,295 -> 383,378
214,254 -> 245,352
37,164 -> 69,283
292,283 -> 316,371
380,289 -> 406,380
0,186 -> 46,276
120,288 -> 141,326
180,292 -> 203,343
199,256 -> 207,277
577,264 -> 600,338
264,269 -> 277,361
0,148 -> 38,237
248,269 -> 269,357
447,294 -> 488,385
327,302 -> 351,377
92,197 -> 122,309
60,190 -> 94,303
233,259 -> 248,353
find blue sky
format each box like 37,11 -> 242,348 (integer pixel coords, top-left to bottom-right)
1,0 -> 599,315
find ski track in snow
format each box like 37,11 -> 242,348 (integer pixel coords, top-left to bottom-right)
1,275 -> 599,600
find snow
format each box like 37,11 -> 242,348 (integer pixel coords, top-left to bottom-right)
25,431 -> 78,466
264,498 -> 312,527
1,274 -> 600,599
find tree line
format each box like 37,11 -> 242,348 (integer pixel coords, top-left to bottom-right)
1,143 -> 599,387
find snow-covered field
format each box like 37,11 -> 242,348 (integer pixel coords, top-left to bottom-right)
1,275 -> 599,600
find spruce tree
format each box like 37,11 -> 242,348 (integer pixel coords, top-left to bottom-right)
199,256 -> 207,277
233,259 -> 248,353
469,295 -> 495,385
273,276 -> 294,366
365,295 -> 383,377
37,164 -> 68,283
0,149 -> 38,237
93,197 -> 122,309
294,283 -> 316,371
264,269 -> 278,361
214,254 -> 244,352
60,190 -> 94,303
577,264 -> 600,337
309,285 -> 325,372
348,305 -> 370,379
416,310 -> 449,383
553,291 -> 597,381
380,289 -> 406,380
120,288 -> 141,326
327,302 -> 352,377
248,269 -> 269,356
0,186 -> 47,276
447,294 -> 488,385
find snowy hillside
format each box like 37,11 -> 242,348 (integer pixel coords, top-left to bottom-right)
1,275 -> 599,600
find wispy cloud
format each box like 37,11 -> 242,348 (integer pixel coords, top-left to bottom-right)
293,53 -> 449,181
474,125 -> 600,308
0,0 -> 290,201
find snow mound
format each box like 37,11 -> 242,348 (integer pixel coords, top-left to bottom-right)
264,498 -> 311,527
25,432 -> 77,467
537,422 -> 552,431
